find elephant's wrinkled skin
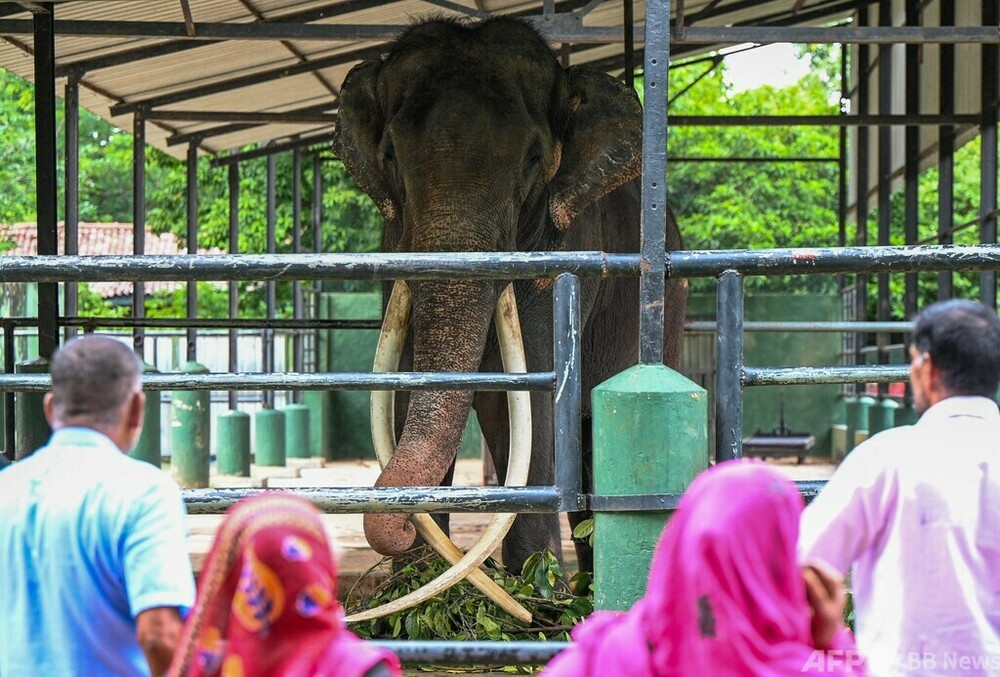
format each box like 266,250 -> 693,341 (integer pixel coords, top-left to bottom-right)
333,17 -> 686,575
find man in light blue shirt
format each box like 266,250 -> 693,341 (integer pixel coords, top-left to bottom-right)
0,336 -> 195,676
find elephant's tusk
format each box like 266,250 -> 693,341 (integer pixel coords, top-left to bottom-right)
357,281 -> 533,624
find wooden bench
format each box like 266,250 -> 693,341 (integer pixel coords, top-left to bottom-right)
742,434 -> 816,465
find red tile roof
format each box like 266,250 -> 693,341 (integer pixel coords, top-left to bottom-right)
2,222 -> 223,299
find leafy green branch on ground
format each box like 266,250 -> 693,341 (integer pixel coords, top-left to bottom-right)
345,548 -> 592,643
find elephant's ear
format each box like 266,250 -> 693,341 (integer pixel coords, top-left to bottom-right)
548,68 -> 643,230
333,60 -> 399,229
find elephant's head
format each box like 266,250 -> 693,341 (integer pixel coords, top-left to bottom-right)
333,17 -> 643,556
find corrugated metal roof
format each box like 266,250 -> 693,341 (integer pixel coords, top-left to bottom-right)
0,0 -> 869,159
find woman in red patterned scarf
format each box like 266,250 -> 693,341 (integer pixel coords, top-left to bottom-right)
168,493 -> 400,677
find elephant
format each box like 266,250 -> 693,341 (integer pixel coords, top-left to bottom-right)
333,16 -> 686,577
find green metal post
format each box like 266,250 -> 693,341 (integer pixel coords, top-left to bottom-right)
592,364 -> 709,610
15,358 -> 50,460
171,361 -> 211,487
130,362 -> 161,467
867,398 -> 899,436
303,390 -> 332,459
255,408 -> 286,467
217,410 -> 251,476
282,403 -> 311,459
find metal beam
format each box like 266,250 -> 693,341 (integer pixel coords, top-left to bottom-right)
210,132 -> 337,166
145,110 -> 337,124
109,51 -> 356,116
53,0 -> 384,77
165,102 -> 337,146
676,25 -> 1000,44
982,0 -> 999,307
669,114 -> 979,126
0,18 -> 628,43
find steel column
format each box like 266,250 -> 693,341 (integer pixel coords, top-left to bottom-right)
312,153 -> 323,342
714,270 -> 744,462
854,9 -> 871,389
264,152 -> 277,408
938,1 -> 956,299
33,4 -> 58,359
980,0 -> 999,307
876,0 -> 892,396
133,113 -> 146,355
292,147 -> 304,400
553,273 -> 583,511
186,142 -> 198,361
3,323 -> 14,462
228,157 -> 239,410
903,0 -> 920,319
63,73 -> 79,343
638,0 -> 669,364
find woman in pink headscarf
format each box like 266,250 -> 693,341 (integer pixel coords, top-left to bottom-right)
545,460 -> 864,676
168,493 -> 401,677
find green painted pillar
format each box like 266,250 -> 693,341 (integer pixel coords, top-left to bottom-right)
303,390 -> 332,460
852,395 -> 876,448
843,395 -> 860,454
217,410 -> 251,476
868,398 -> 899,436
15,358 -> 50,460
130,362 -> 161,467
592,364 -> 709,611
171,361 -> 211,488
255,408 -> 286,467
830,395 -> 849,462
283,403 -> 311,459
896,404 -> 919,426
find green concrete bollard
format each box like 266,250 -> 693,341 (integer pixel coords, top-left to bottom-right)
896,404 -> 919,426
830,395 -> 848,462
217,410 -> 251,476
282,403 -> 311,459
867,398 -> 899,437
130,362 -> 162,467
851,396 -> 876,448
303,390 -> 333,460
15,358 -> 51,460
171,362 -> 211,488
255,408 -> 286,467
842,395 -> 859,456
592,364 -> 709,611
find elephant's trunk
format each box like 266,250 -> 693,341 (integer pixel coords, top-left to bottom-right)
364,279 -> 497,556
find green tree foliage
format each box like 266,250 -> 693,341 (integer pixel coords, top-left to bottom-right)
666,46 -> 843,295
0,67 -> 382,317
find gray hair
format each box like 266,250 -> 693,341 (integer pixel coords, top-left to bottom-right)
49,336 -> 142,427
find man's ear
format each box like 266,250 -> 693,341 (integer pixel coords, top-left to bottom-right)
43,392 -> 55,426
127,391 -> 145,432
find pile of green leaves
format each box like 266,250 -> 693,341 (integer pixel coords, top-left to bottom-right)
345,548 -> 592,644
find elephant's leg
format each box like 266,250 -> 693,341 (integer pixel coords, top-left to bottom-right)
475,389 -> 561,576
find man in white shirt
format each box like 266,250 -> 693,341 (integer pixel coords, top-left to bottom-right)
799,299 -> 1000,676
